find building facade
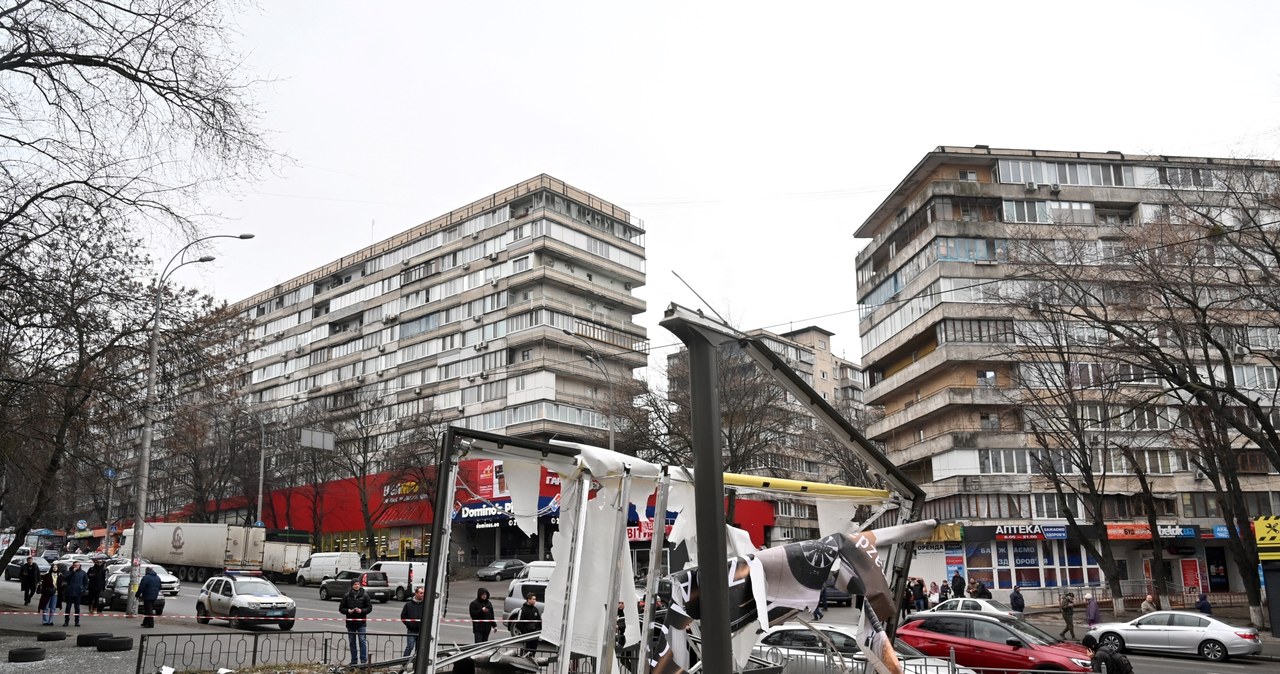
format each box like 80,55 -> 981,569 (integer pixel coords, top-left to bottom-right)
855,146 -> 1280,595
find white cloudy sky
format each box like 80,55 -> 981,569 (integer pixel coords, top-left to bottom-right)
188,1 -> 1280,367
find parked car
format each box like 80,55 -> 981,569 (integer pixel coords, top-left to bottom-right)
196,573 -> 296,630
296,551 -> 362,586
106,563 -> 180,595
926,597 -> 1017,617
822,578 -> 853,607
477,558 -> 526,581
1087,610 -> 1262,662
897,610 -> 1091,674
368,560 -> 429,600
98,572 -> 166,613
753,623 -> 978,674
505,572 -> 550,614
319,569 -> 392,603
4,556 -> 50,581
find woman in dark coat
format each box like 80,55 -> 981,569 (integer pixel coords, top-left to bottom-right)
469,588 -> 497,642
86,558 -> 108,614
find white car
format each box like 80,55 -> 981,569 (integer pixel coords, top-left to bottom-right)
926,597 -> 1017,617
106,563 -> 181,596
505,562 -> 554,614
753,622 -> 977,674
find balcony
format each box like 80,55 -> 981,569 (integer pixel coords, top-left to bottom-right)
869,385 -> 1011,437
865,341 -> 1011,404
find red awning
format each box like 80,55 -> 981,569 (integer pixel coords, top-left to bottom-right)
374,500 -> 432,528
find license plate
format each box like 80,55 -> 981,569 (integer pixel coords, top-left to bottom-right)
267,610 -> 283,617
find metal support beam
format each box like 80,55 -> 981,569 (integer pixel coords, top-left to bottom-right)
637,468 -> 671,674
416,433 -> 461,674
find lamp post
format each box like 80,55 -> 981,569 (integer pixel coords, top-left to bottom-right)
127,233 -> 253,615
561,329 -> 614,452
250,413 -> 268,527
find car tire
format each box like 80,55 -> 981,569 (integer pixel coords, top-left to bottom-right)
395,587 -> 406,601
1099,633 -> 1125,652
37,631 -> 66,642
231,609 -> 247,630
196,605 -> 210,625
76,633 -> 112,647
319,587 -> 330,600
96,636 -> 134,652
296,575 -> 306,586
8,647 -> 45,663
195,567 -> 208,583
278,620 -> 294,631
1199,639 -> 1227,662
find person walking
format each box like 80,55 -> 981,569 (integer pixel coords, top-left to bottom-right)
938,580 -> 951,603
951,571 -> 966,599
1085,593 -> 1100,629
339,578 -> 374,665
37,568 -> 58,626
814,582 -> 829,620
61,561 -> 88,626
1059,592 -> 1077,640
1140,594 -> 1157,614
1009,587 -> 1025,619
469,588 -> 497,643
400,586 -> 426,657
1195,593 -> 1213,615
86,558 -> 107,614
912,578 -> 927,612
137,566 -> 162,628
1081,634 -> 1134,674
19,557 -> 40,605
508,592 -> 542,655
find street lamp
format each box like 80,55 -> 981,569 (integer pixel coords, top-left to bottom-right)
561,329 -> 614,453
127,233 -> 253,615
250,413 -> 268,528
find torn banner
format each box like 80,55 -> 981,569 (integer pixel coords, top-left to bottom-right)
648,519 -> 938,674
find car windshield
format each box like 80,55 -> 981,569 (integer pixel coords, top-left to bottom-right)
234,579 -> 281,596
1004,617 -> 1063,645
894,639 -> 923,657
986,600 -> 1014,612
362,572 -> 388,583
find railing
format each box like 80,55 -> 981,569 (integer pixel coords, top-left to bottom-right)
135,630 -> 417,673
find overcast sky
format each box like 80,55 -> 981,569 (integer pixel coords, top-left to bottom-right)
187,1 -> 1280,368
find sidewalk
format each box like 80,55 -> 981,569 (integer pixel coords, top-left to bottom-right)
1021,603 -> 1280,659
0,599 -> 171,672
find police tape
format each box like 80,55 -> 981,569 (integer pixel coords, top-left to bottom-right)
3,611 -> 540,624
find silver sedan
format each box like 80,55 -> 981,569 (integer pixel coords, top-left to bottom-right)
1087,610 -> 1262,661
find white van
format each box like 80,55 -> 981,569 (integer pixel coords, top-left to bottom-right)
296,552 -> 362,586
368,560 -> 429,601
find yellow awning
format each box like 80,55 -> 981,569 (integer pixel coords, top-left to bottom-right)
721,472 -> 892,503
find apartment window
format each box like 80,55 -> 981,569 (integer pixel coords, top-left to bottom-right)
521,349 -> 532,362
1182,492 -> 1220,518
1159,166 -> 1215,189
1032,493 -> 1077,519
980,413 -> 1000,431
977,370 -> 997,387
821,371 -> 828,380
916,429 -> 925,443
818,339 -> 827,350
512,256 -> 531,273
958,170 -> 978,182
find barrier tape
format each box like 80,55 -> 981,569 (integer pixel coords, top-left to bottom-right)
5,610 -> 539,624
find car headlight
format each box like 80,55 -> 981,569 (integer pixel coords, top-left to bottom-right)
1070,658 -> 1090,668
247,602 -> 260,609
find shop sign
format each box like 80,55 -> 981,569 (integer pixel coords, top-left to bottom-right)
1042,526 -> 1067,540
382,480 -> 424,505
474,521 -> 505,529
995,524 -> 1044,540
458,501 -> 513,520
1107,523 -> 1198,540
1159,524 -> 1199,539
625,521 -> 674,542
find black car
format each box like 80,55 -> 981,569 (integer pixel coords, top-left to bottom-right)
318,569 -> 392,603
822,579 -> 853,607
99,572 -> 166,613
4,556 -> 50,581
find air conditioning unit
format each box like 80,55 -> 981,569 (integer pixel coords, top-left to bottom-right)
402,259 -> 412,266
474,342 -> 488,352
355,375 -> 365,383
488,253 -> 500,262
294,346 -> 306,354
471,231 -> 480,239
383,313 -> 399,323
413,387 -> 423,395
462,262 -> 471,270
467,376 -> 477,383
1024,181 -> 1039,191
1050,183 -> 1062,194
624,282 -> 632,291
1029,300 -> 1044,312
377,344 -> 386,352
490,279 -> 499,287
283,372 -> 292,379
1233,345 -> 1249,356
546,260 -> 555,268
291,394 -> 301,401
376,371 -> 385,377
473,315 -> 483,323
1194,470 -> 1206,480
457,405 -> 466,413
480,372 -> 489,380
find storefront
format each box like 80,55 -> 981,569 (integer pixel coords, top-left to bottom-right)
953,524 -> 1104,589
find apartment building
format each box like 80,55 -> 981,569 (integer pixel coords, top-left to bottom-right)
855,146 -> 1280,594
186,175 -> 648,559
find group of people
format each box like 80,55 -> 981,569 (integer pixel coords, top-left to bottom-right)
18,555 -> 164,628
466,586 -> 542,654
337,578 -> 430,666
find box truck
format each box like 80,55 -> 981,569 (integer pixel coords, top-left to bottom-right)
120,523 -> 310,583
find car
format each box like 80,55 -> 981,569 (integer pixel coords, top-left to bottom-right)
505,574 -> 549,614
926,597 -> 1017,617
477,558 -> 526,581
1087,610 -> 1262,662
898,610 -> 1091,674
753,623 -> 978,674
196,572 -> 296,630
98,572 -> 167,614
319,569 -> 393,603
106,563 -> 181,595
822,578 -> 853,607
4,556 -> 50,581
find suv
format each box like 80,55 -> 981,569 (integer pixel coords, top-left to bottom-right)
196,573 -> 296,631
319,569 -> 393,603
505,561 -> 555,614
898,610 -> 1091,674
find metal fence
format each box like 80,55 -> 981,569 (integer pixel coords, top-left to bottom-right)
135,630 -> 418,673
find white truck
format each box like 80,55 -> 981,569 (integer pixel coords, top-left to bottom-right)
120,523 -> 311,584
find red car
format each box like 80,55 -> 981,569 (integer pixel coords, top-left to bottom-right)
898,610 -> 1091,673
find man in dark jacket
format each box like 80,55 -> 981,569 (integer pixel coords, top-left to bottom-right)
507,592 -> 541,654
469,588 -> 497,642
1009,587 -> 1025,618
19,557 -> 40,605
400,586 -> 426,657
137,567 -> 162,627
62,561 -> 89,626
912,578 -> 927,612
951,571 -> 966,599
86,559 -> 108,614
339,579 -> 374,665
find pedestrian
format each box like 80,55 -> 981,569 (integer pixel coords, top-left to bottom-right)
1009,586 -> 1025,619
1059,592 -> 1076,640
929,581 -> 939,605
938,581 -> 951,603
973,580 -> 992,599
900,586 -> 913,620
86,558 -> 107,614
37,567 -> 58,626
61,561 -> 87,626
1081,634 -> 1134,674
1195,592 -> 1212,615
137,566 -> 162,628
912,577 -> 927,612
19,557 -> 40,605
339,578 -> 373,665
814,582 -> 829,620
469,587 -> 497,642
1139,594 -> 1156,614
400,586 -> 425,657
471,546 -> 479,565
508,592 -> 541,654
456,544 -> 465,567
1085,593 -> 1100,628
951,571 -> 966,599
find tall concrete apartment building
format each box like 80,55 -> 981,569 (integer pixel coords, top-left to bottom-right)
855,146 -> 1279,595
215,175 -> 647,558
